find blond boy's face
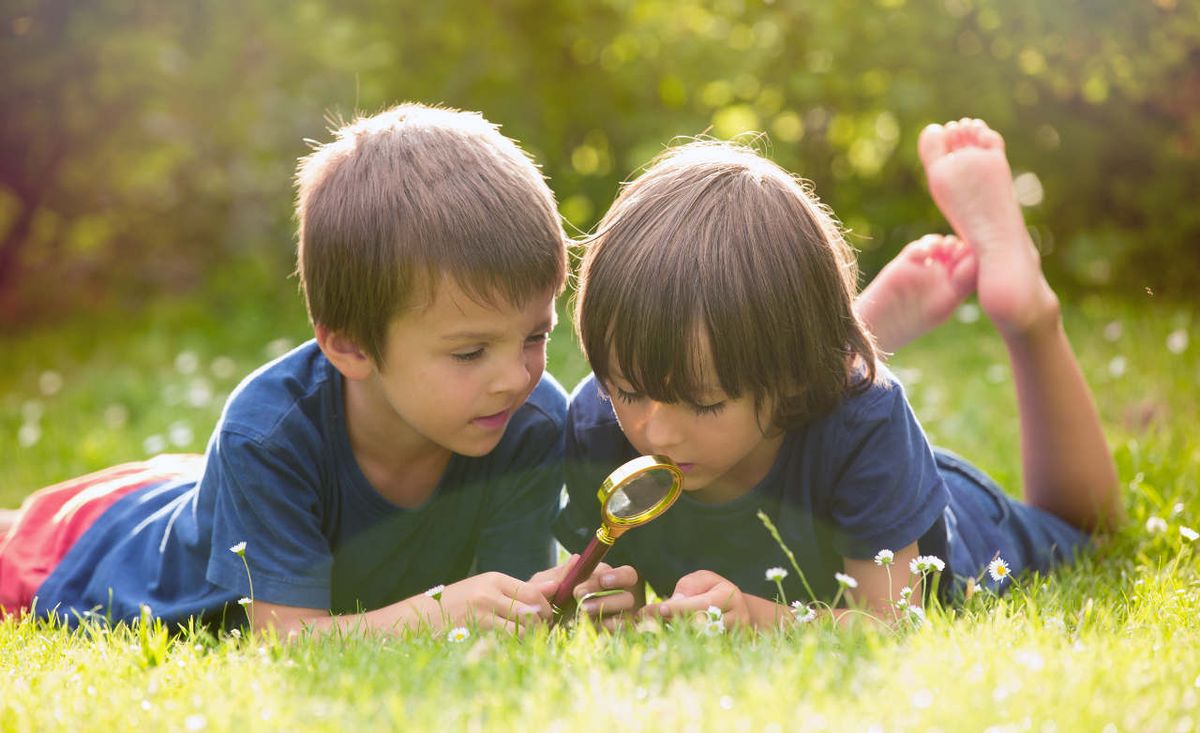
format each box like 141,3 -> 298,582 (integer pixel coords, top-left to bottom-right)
368,279 -> 556,458
601,344 -> 783,504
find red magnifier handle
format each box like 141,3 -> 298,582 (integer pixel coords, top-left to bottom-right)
551,534 -> 612,617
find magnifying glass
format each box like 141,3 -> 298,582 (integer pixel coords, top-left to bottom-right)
551,455 -> 684,620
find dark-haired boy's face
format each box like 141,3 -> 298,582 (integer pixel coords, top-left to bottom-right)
601,346 -> 783,504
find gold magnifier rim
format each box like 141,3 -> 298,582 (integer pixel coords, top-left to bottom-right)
597,454 -> 684,529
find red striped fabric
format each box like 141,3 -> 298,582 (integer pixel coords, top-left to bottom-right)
0,454 -> 204,615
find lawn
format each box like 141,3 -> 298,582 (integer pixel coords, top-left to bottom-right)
1,280 -> 1197,732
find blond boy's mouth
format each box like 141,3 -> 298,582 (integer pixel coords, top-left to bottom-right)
471,409 -> 510,430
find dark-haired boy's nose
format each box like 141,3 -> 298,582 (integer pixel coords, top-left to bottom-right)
641,402 -> 684,453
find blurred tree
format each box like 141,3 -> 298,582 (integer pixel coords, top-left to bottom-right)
1,0 -> 1197,329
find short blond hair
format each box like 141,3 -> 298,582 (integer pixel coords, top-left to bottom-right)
576,140 -> 877,430
296,103 -> 566,363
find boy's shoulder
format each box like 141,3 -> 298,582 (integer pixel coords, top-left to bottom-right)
565,374 -> 617,431
519,370 -> 568,423
828,361 -> 910,429
218,339 -> 337,444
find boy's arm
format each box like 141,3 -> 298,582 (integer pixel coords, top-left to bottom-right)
641,545 -> 922,630
203,431 -> 337,610
842,542 -> 923,619
246,571 -> 556,637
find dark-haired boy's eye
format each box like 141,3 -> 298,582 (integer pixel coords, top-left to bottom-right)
613,386 -> 644,405
452,348 -> 484,363
691,401 -> 726,417
525,332 -> 550,347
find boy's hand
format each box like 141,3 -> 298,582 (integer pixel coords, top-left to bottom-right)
529,555 -> 643,626
641,570 -> 786,629
434,571 -> 554,634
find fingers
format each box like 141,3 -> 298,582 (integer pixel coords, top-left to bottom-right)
642,589 -> 724,620
672,569 -> 726,597
505,579 -> 555,623
444,572 -> 552,628
572,562 -> 638,600
527,555 -> 578,586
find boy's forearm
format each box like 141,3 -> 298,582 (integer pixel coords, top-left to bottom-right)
745,593 -> 796,629
250,594 -> 443,638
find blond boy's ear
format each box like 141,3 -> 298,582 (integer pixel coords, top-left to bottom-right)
314,325 -> 374,381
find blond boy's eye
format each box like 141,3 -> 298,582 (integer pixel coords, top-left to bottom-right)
452,348 -> 484,362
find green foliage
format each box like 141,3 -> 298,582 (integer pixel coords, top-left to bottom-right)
1,0 -> 1198,326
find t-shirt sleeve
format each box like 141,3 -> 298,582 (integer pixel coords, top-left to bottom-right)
472,413 -> 564,579
826,381 -> 949,560
203,429 -> 334,609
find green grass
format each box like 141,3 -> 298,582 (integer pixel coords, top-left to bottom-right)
2,285 -> 1198,732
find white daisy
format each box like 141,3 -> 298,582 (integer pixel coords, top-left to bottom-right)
791,601 -> 817,624
1181,526 -> 1199,543
1145,516 -> 1168,534
425,584 -> 446,601
447,627 -> 471,643
701,618 -> 725,636
229,542 -> 247,556
705,605 -> 724,622
237,597 -> 252,607
987,557 -> 1012,583
873,549 -> 894,566
765,567 -> 788,582
834,572 -> 858,589
909,555 -> 945,575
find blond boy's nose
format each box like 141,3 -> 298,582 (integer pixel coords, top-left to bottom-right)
492,356 -> 532,395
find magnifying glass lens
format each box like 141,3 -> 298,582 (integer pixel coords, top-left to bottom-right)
607,468 -> 676,519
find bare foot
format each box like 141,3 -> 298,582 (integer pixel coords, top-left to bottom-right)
857,234 -> 978,354
918,119 -> 1059,337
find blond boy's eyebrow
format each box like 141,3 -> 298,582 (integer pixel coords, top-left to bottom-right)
441,319 -> 555,342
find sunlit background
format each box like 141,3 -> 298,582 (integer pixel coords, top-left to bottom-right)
2,0 -> 1198,494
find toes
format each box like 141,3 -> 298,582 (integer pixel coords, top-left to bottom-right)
903,233 -> 939,261
979,126 -> 1006,150
926,233 -> 960,261
949,249 -> 980,297
945,119 -> 965,150
917,124 -> 948,168
938,118 -> 1006,152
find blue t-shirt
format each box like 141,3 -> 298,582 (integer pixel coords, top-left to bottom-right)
553,368 -> 949,604
37,341 -> 567,626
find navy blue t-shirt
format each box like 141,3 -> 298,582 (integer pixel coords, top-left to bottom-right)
37,341 -> 567,626
554,368 -> 950,604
